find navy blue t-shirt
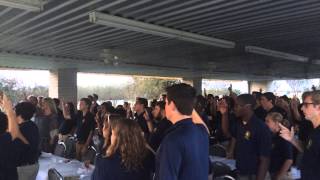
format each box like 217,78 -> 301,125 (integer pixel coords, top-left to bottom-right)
0,133 -> 19,180
155,118 -> 209,180
92,151 -> 151,180
232,115 -> 272,175
301,126 -> 320,180
269,134 -> 293,173
15,120 -> 40,165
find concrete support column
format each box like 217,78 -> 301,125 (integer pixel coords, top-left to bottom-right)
49,68 -> 77,104
248,80 -> 272,94
183,77 -> 203,95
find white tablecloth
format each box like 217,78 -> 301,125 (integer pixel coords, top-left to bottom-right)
210,156 -> 236,170
36,152 -> 94,180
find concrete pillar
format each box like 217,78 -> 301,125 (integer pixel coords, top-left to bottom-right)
49,68 -> 77,104
183,77 -> 202,95
248,80 -> 272,94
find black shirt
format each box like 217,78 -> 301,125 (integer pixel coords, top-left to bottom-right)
92,151 -> 151,180
57,108 -> 64,128
91,102 -> 99,115
59,116 -> 76,135
297,119 -> 313,146
254,106 -> 266,121
301,126 -> 320,180
255,106 -> 287,121
148,118 -> 172,151
269,106 -> 288,120
16,120 -> 40,165
232,115 -> 272,175
134,112 -> 150,139
215,111 -> 237,142
269,134 -> 293,173
76,111 -> 95,143
0,121 -> 40,180
0,133 -> 19,180
155,118 -> 209,180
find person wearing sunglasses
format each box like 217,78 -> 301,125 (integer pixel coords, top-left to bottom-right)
279,91 -> 320,180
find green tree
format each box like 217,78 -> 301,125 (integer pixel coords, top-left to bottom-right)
77,77 -> 180,101
0,78 -> 48,103
124,77 -> 180,100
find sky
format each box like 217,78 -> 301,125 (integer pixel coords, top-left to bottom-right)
77,73 -> 133,87
0,69 -> 133,87
0,69 -> 49,87
202,79 -> 249,93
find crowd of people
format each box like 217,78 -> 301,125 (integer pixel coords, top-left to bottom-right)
0,83 -> 320,180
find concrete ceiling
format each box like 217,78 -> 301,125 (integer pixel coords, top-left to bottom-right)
1,0 -> 320,80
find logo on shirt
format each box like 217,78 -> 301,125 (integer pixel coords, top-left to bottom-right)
244,131 -> 251,140
307,139 -> 312,149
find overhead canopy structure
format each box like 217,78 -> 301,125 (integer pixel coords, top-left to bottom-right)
1,0 -> 320,80
0,0 -> 46,11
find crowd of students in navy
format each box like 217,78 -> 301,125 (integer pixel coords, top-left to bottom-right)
0,83 -> 320,180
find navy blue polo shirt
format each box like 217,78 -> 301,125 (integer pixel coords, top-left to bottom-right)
300,126 -> 320,180
269,134 -> 293,173
232,115 -> 272,175
155,118 -> 209,180
92,151 -> 152,180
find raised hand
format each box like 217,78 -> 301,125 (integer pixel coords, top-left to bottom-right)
217,99 -> 228,114
290,97 -> 299,109
279,123 -> 295,143
0,93 -> 29,144
0,93 -> 14,114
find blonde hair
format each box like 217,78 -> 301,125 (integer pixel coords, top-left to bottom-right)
43,97 -> 57,115
266,112 -> 290,128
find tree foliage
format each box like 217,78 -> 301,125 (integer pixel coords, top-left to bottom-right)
78,77 -> 180,100
0,78 -> 48,103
